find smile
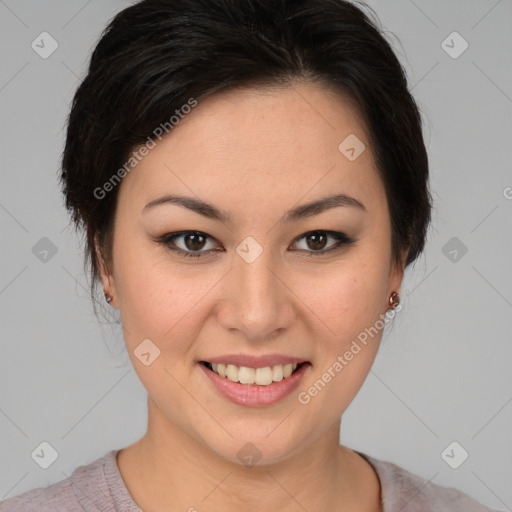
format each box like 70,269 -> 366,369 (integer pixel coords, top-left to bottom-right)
201,361 -> 307,386
199,360 -> 311,407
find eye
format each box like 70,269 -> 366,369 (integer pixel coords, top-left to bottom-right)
291,230 -> 355,256
156,231 -> 219,258
155,230 -> 355,259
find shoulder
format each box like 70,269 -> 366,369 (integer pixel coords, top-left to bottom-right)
0,450 -> 119,512
356,451 -> 503,512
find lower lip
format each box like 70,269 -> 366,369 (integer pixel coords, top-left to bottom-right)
199,362 -> 310,407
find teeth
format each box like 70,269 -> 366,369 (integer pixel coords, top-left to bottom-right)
208,362 -> 300,386
238,366 -> 256,384
255,367 -> 273,385
226,364 -> 238,381
272,364 -> 283,382
217,363 -> 226,377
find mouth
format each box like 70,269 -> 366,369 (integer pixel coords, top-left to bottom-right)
200,360 -> 309,387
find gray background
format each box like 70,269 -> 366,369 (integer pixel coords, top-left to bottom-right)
1,0 -> 511,509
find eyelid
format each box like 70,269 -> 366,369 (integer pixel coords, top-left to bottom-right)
292,231 -> 354,255
156,231 -> 220,258
155,230 -> 355,259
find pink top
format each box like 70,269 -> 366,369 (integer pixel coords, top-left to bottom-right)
0,449 -> 501,511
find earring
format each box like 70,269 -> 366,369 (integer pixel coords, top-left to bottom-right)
388,291 -> 400,310
104,291 -> 113,304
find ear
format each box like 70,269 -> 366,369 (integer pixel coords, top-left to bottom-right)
387,248 -> 408,306
94,234 -> 117,307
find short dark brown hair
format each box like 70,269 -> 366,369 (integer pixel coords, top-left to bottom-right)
60,0 -> 433,312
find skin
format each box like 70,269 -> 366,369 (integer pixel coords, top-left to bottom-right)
97,80 -> 407,512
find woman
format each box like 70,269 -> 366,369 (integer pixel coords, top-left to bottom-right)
1,0 -> 501,510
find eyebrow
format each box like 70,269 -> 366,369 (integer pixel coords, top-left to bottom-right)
142,193 -> 366,223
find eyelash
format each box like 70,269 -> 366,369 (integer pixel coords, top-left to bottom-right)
155,230 -> 356,259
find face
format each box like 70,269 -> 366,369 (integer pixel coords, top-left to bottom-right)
98,81 -> 405,466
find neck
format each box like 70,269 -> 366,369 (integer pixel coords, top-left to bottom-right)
117,399 -> 381,512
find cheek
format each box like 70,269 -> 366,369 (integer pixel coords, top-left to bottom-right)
303,257 -> 390,345
295,263 -> 389,414
114,243 -> 221,364
114,257 -> 208,401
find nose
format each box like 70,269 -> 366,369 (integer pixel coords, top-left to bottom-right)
216,246 -> 295,342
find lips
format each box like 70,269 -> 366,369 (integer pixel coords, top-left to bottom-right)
199,359 -> 311,407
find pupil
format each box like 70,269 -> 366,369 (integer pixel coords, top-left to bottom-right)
308,231 -> 327,250
186,233 -> 205,251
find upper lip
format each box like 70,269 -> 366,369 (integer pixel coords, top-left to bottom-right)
201,354 -> 309,368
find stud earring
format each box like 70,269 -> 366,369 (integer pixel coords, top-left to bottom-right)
388,291 -> 400,310
104,291 -> 113,304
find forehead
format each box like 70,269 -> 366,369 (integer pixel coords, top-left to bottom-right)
166,82 -> 368,163
117,81 -> 385,219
